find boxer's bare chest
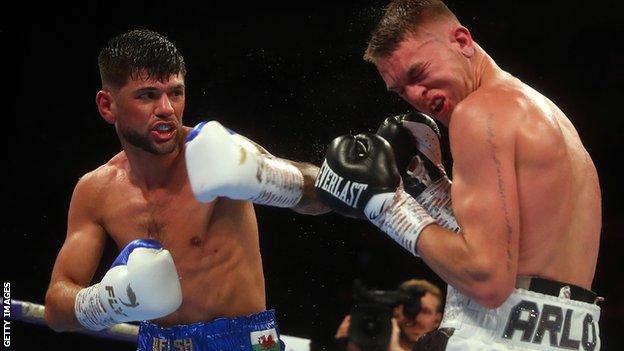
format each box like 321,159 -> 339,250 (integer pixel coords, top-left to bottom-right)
98,171 -> 213,249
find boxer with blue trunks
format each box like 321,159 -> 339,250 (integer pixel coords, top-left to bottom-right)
44,29 -> 326,351
138,310 -> 283,351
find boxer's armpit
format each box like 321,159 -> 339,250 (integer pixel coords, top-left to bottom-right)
289,161 -> 332,215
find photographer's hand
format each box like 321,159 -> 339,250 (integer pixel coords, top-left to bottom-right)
387,318 -> 409,351
335,315 -> 351,339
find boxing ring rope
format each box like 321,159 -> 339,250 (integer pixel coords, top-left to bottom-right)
11,299 -> 139,342
10,299 -> 311,350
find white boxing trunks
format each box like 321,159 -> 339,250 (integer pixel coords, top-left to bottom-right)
414,276 -> 601,351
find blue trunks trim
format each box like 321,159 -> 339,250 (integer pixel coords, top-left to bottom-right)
137,309 -> 284,351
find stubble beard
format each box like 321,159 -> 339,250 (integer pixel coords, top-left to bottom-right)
121,127 -> 181,156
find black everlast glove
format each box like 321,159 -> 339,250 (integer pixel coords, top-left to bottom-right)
377,112 -> 459,232
315,133 -> 436,256
376,112 -> 446,197
314,133 -> 400,219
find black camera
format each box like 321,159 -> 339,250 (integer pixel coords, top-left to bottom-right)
348,280 -> 425,351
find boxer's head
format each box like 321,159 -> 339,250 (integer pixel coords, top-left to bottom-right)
365,0 -> 476,126
95,29 -> 187,156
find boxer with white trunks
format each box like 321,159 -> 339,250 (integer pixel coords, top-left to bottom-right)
313,0 -> 603,344
315,110 -> 601,350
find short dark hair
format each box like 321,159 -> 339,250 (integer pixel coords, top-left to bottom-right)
98,29 -> 186,89
364,0 -> 458,63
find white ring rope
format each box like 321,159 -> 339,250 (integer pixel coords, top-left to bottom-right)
10,299 -> 139,342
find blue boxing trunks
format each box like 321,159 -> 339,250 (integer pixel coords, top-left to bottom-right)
137,309 -> 284,351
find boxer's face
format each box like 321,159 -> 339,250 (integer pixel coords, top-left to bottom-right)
396,292 -> 442,343
101,70 -> 186,155
375,25 -> 474,126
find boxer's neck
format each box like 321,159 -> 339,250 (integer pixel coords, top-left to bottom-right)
123,142 -> 184,190
470,43 -> 506,91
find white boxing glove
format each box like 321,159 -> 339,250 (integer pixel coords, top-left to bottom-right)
185,121 -> 304,207
74,239 -> 182,331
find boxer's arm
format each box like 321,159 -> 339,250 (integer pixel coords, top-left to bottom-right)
416,99 -> 520,308
186,122 -> 331,214
45,174 -> 107,331
288,161 -> 332,215
238,135 -> 330,215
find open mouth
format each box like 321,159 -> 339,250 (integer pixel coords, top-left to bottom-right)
431,97 -> 444,115
151,122 -> 177,142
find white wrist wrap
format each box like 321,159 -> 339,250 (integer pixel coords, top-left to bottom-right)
366,188 -> 436,256
251,157 -> 304,207
415,177 -> 460,232
74,283 -> 115,331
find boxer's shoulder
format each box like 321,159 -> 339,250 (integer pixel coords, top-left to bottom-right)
450,87 -> 524,144
75,152 -> 129,203
83,161 -> 122,186
455,85 -> 527,122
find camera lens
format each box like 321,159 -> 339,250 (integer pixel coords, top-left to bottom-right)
403,300 -> 421,319
361,316 -> 381,335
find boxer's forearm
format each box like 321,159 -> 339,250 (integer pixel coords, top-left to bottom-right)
44,280 -> 84,332
417,224 -> 515,308
288,161 -> 332,215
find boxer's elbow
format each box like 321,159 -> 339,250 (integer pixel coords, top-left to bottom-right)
45,291 -> 65,332
45,312 -> 67,332
45,294 -> 64,332
44,284 -> 79,332
472,284 -> 513,309
465,257 -> 515,308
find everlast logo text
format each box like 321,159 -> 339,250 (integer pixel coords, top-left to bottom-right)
503,300 -> 598,350
315,160 -> 368,208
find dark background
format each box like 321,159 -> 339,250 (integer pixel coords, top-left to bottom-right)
4,0 -> 623,350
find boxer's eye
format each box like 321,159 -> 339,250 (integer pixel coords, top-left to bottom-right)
171,89 -> 185,99
137,91 -> 159,100
410,70 -> 424,83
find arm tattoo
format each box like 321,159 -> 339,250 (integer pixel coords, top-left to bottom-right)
485,115 -> 514,272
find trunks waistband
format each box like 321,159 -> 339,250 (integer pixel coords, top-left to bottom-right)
139,309 -> 278,339
515,276 -> 600,304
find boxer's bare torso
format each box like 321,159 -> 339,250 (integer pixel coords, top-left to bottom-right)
450,70 -> 601,290
87,150 -> 266,326
376,27 -> 601,304
47,131 -> 266,330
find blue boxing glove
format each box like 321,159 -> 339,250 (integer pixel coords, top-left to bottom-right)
74,239 -> 182,331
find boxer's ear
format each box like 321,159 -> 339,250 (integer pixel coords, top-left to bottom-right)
96,90 -> 116,124
452,26 -> 475,58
